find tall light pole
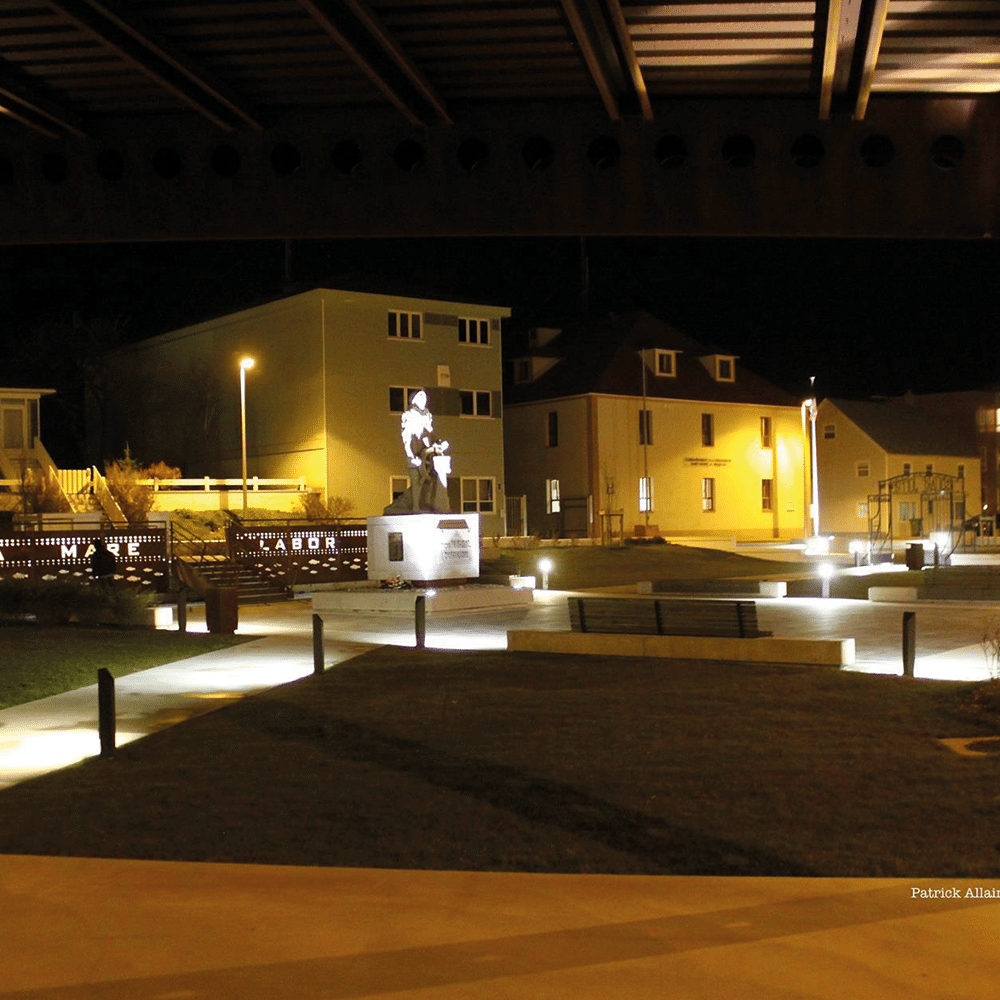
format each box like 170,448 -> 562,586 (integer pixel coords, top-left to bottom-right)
804,376 -> 819,538
239,356 -> 255,512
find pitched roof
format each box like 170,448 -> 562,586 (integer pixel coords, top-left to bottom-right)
506,310 -> 797,407
827,397 -> 976,457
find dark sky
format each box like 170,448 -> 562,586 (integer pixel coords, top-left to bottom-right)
2,235 -> 998,401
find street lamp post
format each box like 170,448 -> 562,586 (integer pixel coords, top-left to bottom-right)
239,357 -> 255,512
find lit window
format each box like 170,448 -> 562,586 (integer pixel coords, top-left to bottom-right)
460,389 -> 492,417
701,413 -> 714,447
702,478 -> 715,512
461,477 -> 495,513
761,479 -> 773,511
654,349 -> 676,376
858,502 -> 868,518
546,479 -> 561,514
639,409 -> 652,446
639,477 -> 653,512
458,317 -> 490,345
760,416 -> 772,449
547,411 -> 558,448
823,424 -> 836,439
388,310 -> 422,339
856,462 -> 870,477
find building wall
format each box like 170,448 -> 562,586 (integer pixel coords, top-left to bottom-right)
505,394 -> 806,540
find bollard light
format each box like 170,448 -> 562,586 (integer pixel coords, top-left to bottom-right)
538,557 -> 553,590
818,562 -> 834,599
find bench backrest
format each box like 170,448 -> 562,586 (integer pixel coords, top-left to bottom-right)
568,597 -> 763,637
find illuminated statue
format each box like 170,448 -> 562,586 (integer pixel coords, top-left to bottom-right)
385,389 -> 452,514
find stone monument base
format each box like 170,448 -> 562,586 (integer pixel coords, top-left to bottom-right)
367,513 -> 480,583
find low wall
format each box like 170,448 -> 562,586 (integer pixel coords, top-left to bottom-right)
152,490 -> 306,513
507,630 -> 854,667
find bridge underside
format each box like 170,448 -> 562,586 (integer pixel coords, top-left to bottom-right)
1,97 -> 996,244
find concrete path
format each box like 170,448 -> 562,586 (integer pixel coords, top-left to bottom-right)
1,854 -> 997,998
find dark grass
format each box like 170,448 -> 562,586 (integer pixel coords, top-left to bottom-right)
0,625 -> 251,708
1,647 -> 999,877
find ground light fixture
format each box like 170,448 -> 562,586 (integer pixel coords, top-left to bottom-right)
239,356 -> 255,512
818,562 -> 834,598
538,558 -> 553,590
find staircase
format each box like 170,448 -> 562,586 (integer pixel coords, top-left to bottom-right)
180,555 -> 290,604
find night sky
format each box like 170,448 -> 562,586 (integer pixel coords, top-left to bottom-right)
2,235 -> 998,406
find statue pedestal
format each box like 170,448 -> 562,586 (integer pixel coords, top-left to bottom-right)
367,513 -> 480,583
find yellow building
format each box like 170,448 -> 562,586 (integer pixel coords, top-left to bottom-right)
815,397 -> 979,543
504,311 -> 807,541
100,287 -> 510,534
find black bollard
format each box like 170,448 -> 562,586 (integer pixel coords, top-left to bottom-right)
902,611 -> 916,678
177,592 -> 187,633
313,613 -> 324,674
98,668 -> 115,758
415,594 -> 426,649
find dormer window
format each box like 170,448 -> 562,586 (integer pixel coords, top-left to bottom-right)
654,349 -> 677,377
716,356 -> 735,381
514,358 -> 532,383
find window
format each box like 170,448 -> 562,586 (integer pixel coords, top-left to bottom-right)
823,424 -> 836,439
514,359 -> 531,383
716,357 -> 734,381
760,416 -> 772,449
461,477 -> 495,513
654,349 -> 676,376
460,390 -> 492,417
902,462 -> 912,476
389,385 -> 423,413
858,502 -> 868,518
925,463 -> 934,475
958,464 -> 966,480
761,479 -> 773,511
856,461 -> 870,477
639,477 -> 653,513
547,411 -> 558,448
701,413 -> 714,447
702,477 -> 715,512
390,476 -> 410,503
899,501 -> 917,521
639,408 -> 652,446
458,317 -> 490,345
546,479 -> 561,514
387,310 -> 422,339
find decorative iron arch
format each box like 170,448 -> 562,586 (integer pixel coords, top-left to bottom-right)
868,472 -> 966,561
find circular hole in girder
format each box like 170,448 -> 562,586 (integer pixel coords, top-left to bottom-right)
0,158 -> 14,184
457,137 -> 489,173
393,138 -> 425,173
210,144 -> 240,178
331,140 -> 362,174
270,142 -> 301,177
522,135 -> 554,170
587,135 -> 620,170
860,134 -> 894,168
791,134 -> 824,168
96,148 -> 125,181
721,135 -> 755,168
152,147 -> 183,179
654,134 -> 687,169
930,134 -> 964,170
41,152 -> 69,183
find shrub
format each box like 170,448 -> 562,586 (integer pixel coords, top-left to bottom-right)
20,468 -> 71,515
104,449 -> 181,523
295,492 -> 355,523
0,578 -> 153,626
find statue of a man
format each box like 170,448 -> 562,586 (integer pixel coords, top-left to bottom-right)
386,389 -> 452,514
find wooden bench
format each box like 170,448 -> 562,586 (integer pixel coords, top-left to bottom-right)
567,596 -> 772,638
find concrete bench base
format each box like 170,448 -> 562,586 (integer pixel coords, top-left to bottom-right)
507,630 -> 854,667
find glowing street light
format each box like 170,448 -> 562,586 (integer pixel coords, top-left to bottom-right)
818,562 -> 834,598
239,356 -> 255,512
538,557 -> 553,590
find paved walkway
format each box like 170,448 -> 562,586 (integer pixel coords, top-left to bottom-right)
1,592 -> 999,998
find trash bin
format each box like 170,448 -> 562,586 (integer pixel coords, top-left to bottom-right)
205,586 -> 238,634
905,543 -> 924,571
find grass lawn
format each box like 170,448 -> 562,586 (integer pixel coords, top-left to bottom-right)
0,625 -> 251,709
0,647 -> 998,877
484,544 -> 807,591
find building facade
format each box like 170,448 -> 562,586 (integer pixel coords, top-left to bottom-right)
815,397 -> 979,540
504,312 -> 807,541
100,288 -> 510,535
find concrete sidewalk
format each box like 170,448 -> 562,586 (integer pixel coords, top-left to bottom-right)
0,854 -> 997,998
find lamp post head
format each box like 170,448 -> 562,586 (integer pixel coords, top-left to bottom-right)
240,356 -> 255,371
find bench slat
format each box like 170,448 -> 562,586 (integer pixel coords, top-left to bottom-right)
568,597 -> 771,638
